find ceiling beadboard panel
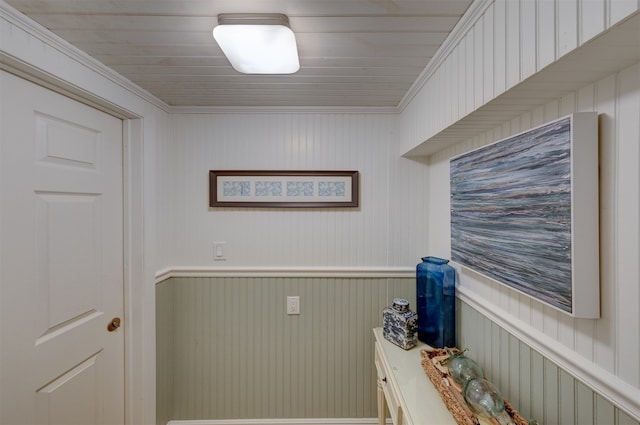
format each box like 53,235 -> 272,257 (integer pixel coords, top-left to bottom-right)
4,0 -> 473,107
158,111 -> 429,268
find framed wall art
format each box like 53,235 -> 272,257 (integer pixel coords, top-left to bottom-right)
209,170 -> 359,208
450,113 -> 599,318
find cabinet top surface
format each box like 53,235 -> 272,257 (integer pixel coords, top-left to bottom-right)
374,327 -> 457,425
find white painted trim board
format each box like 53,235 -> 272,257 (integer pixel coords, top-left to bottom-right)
155,266 -> 415,283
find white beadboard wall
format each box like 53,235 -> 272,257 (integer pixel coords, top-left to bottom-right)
399,0 -> 640,154
156,111 -> 430,270
424,62 -> 640,420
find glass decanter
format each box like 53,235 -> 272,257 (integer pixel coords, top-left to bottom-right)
463,377 -> 515,425
443,349 -> 484,386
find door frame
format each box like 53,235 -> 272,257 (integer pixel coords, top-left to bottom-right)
1,5 -> 159,422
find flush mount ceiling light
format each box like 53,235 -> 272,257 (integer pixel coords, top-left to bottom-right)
213,13 -> 300,74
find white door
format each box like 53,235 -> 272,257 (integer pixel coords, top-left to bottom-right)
0,71 -> 124,425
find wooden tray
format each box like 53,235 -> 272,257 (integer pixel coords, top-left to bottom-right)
420,348 -> 528,425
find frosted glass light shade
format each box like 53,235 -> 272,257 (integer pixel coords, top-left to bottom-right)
213,14 -> 300,74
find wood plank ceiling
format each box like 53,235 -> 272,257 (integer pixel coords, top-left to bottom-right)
4,0 -> 473,107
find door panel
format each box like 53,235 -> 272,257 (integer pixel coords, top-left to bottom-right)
0,71 -> 124,425
36,354 -> 103,425
36,192 -> 102,328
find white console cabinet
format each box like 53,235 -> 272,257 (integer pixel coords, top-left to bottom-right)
373,328 -> 456,425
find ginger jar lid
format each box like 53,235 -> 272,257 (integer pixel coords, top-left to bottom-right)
391,298 -> 410,313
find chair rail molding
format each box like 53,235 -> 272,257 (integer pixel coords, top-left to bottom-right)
155,266 -> 415,283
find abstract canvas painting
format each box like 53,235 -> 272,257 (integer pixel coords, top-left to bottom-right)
450,113 -> 599,318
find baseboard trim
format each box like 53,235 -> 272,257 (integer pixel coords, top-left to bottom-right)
167,419 -> 386,425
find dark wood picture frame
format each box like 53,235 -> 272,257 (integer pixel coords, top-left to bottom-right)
209,170 -> 359,208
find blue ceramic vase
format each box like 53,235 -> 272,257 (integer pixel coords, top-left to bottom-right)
416,256 -> 456,348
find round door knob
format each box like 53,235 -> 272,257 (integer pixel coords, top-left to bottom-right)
107,317 -> 121,332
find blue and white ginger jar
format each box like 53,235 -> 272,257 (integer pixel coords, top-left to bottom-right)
383,298 -> 418,350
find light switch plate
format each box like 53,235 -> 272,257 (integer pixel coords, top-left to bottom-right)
287,296 -> 300,315
213,242 -> 226,261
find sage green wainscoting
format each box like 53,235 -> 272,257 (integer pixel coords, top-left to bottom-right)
156,278 -> 176,425
157,277 -> 639,425
457,301 -> 639,425
156,276 -> 416,423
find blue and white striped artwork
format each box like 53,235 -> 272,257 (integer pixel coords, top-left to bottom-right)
210,170 -> 359,208
450,114 -> 599,316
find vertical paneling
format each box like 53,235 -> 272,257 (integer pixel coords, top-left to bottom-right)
518,343 -> 532,420
558,0 -> 579,56
621,410 -> 640,425
156,276 -> 414,421
474,22 -> 484,110
543,358 -> 559,425
559,369 -> 576,424
493,0 -> 507,95
399,0 -> 639,156
507,334 -> 520,412
450,48 -> 460,123
594,73 -> 617,374
577,381 -> 595,424
537,0 -> 557,69
483,3 -> 495,102
581,0 -> 606,43
465,32 -> 475,114
156,280 -> 175,425
506,0 -> 521,89
530,350 -> 545,421
458,302 -> 640,425
616,63 -> 640,388
388,154 -> 430,265
610,0 -> 640,25
596,393 -> 617,424
520,0 -> 537,80
458,38 -> 468,118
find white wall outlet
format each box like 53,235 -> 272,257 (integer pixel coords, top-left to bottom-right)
213,242 -> 226,261
287,296 -> 300,315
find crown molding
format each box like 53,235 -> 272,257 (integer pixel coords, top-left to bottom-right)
167,105 -> 399,115
0,1 -> 170,113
